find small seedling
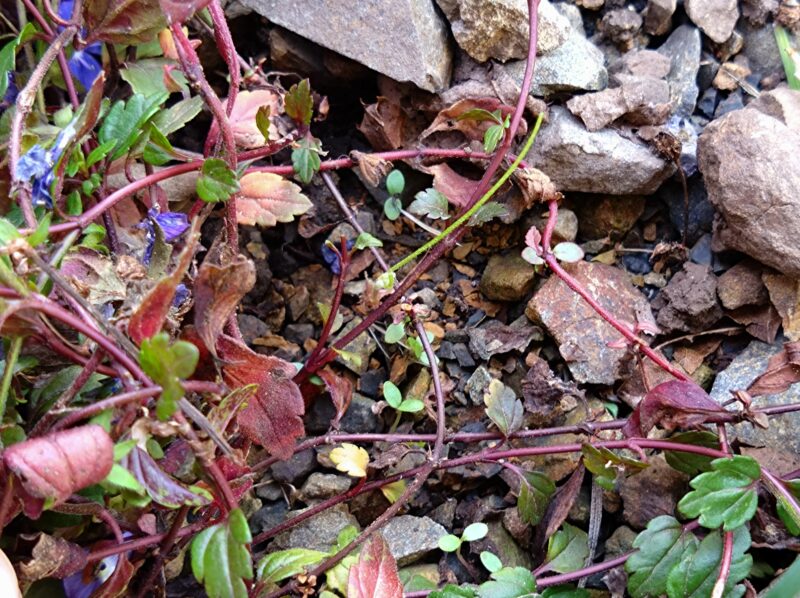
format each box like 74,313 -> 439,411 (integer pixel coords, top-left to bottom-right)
438,522 -> 488,553
384,169 -> 404,221
383,380 -> 424,431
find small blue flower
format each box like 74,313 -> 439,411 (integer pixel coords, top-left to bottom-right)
173,283 -> 190,307
58,0 -> 103,90
321,239 -> 355,275
1,73 -> 17,111
139,209 -> 190,265
14,122 -> 77,208
62,555 -> 119,598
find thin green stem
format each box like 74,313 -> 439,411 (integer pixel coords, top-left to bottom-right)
0,337 -> 23,441
389,113 -> 544,273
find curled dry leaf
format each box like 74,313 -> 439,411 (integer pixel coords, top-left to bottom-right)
420,98 -> 522,143
216,335 -> 304,460
347,534 -> 403,598
358,97 -> 407,151
351,151 -> 393,188
194,253 -> 256,355
622,380 -> 728,438
747,341 -> 800,397
513,167 -> 562,207
18,533 -> 87,583
224,89 -> 283,149
237,172 -> 313,227
3,424 -> 114,505
417,163 -> 478,209
317,368 -> 354,430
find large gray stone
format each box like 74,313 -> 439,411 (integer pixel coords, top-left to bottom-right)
530,107 -> 674,195
381,515 -> 447,566
698,104 -> 800,277
657,25 -> 702,117
240,0 -> 452,92
711,341 -> 800,454
685,0 -> 739,43
272,504 -> 360,552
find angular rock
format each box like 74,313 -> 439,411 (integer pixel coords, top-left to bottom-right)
762,274 -> 800,342
717,260 -> 769,310
644,0 -> 677,36
710,340 -> 800,454
299,473 -> 352,501
566,87 -> 627,132
573,195 -> 645,240
468,318 -> 542,360
685,0 -> 739,43
619,457 -> 688,530
567,76 -> 671,131
335,317 -> 377,374
619,49 -> 672,79
698,106 -> 800,277
473,521 -> 532,569
743,22 -> 784,76
272,504 -> 360,552
599,8 -> 643,50
381,515 -> 447,566
306,392 -> 381,434
657,25 -> 702,117
523,208 -> 578,244
500,30 -> 607,96
531,107 -> 673,195
240,0 -> 452,92
466,365 -> 494,405
436,0 -> 572,63
526,261 -> 655,384
749,87 -> 800,132
654,263 -> 723,334
742,0 -> 780,25
480,254 -> 537,302
270,448 -> 316,484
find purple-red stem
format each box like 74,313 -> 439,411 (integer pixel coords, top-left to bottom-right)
714,531 -> 734,598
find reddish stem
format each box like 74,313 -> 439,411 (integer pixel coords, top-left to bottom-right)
713,531 -> 734,598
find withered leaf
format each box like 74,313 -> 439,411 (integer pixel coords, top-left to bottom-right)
317,368 -> 353,430
237,172 -> 313,227
513,167 -> 562,207
350,151 -> 393,188
358,97 -> 407,151
747,341 -> 800,397
122,447 -> 210,508
18,533 -> 87,582
223,89 -> 282,149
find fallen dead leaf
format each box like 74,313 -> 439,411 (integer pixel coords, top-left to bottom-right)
237,172 -> 313,227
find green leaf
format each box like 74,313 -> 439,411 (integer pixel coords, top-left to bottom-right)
386,170 -> 405,196
581,444 -> 648,491
480,551 -> 503,573
120,58 -> 188,96
86,139 -> 118,168
139,332 -> 199,420
256,548 -> 328,588
540,586 -> 590,598
384,322 -> 406,344
0,218 -> 21,246
477,566 -> 536,598
191,508 -> 253,598
762,555 -> 800,598
28,213 -> 51,248
484,123 -> 504,154
469,202 -> 508,226
666,526 -> 751,598
625,515 -> 699,598
291,137 -> 322,184
409,188 -> 450,220
484,379 -> 523,436
354,231 -> 383,250
383,381 -> 402,409
256,105 -> 272,142
151,95 -> 204,137
775,26 -> 800,91
99,92 -> 169,160
397,399 -> 424,413
197,158 -> 240,203
384,196 -> 402,221
462,522 -> 488,542
664,431 -> 720,476
438,534 -> 462,553
284,79 -> 313,125
517,471 -> 555,526
104,463 -> 145,493
545,523 -> 589,574
430,584 -> 478,598
0,23 -> 36,98
457,108 -> 503,124
678,455 -> 760,531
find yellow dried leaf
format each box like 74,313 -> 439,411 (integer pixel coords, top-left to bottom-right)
380,480 -> 407,503
330,443 -> 369,478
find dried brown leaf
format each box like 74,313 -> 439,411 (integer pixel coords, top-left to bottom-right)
18,534 -> 87,582
747,341 -> 800,397
237,172 -> 313,227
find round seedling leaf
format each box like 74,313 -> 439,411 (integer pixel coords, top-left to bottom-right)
521,247 -> 544,266
397,399 -> 424,413
385,170 -> 405,196
462,522 -> 489,542
438,535 -> 461,553
480,551 -> 503,573
552,242 -> 584,264
383,381 -> 402,409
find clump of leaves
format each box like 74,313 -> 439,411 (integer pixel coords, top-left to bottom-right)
191,508 -> 252,598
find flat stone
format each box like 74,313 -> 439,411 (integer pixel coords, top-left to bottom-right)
685,0 -> 739,43
335,317 -> 377,374
644,0 -> 677,35
618,456 -> 688,530
743,22 -> 784,76
306,392 -> 380,434
436,0 -> 571,63
272,504 -> 360,552
573,195 -> 645,240
466,365 -> 494,405
717,260 -> 769,310
710,340 -> 800,454
526,261 -> 655,384
530,107 -> 674,195
270,448 -> 316,484
762,274 -> 800,342
698,105 -> 800,277
619,49 -> 672,79
452,343 -> 476,368
480,254 -> 537,302
468,318 -> 542,360
240,0 -> 452,92
299,473 -> 352,500
381,515 -> 447,566
654,262 -> 723,334
567,75 -> 670,131
657,25 -> 702,117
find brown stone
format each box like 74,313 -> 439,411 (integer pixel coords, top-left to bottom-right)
619,457 -> 688,530
480,254 -> 537,302
717,259 -> 769,310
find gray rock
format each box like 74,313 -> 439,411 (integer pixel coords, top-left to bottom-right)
599,8 -> 643,50
742,0 -> 779,25
480,254 -> 537,302
452,343 -> 476,368
553,2 -> 585,34
466,366 -> 494,405
240,0 -> 452,92
468,318 -> 542,360
744,22 -> 785,76
283,323 -> 314,346
436,0 -> 572,63
618,456 -> 688,530
299,473 -> 352,500
618,49 -> 672,79
526,261 -> 656,385
654,263 -> 723,334
573,195 -> 645,240
524,208 -> 578,244
381,515 -> 447,566
473,520 -> 532,568
711,341 -> 800,453
567,75 -> 671,131
270,448 -> 316,484
698,105 -> 800,277
335,317 -> 377,374
605,526 -> 639,559
749,87 -> 800,132
500,29 -> 607,97
249,501 -> 288,536
307,392 -> 380,434
717,260 -> 769,310
685,0 -> 739,44
644,0 -> 677,36
272,504 -> 360,552
530,107 -> 674,195
657,25 -> 702,117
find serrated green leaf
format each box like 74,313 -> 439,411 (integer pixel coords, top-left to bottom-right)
384,196 -> 402,221
139,332 -> 199,420
545,523 -> 589,574
477,566 -> 536,598
517,471 -> 555,526
678,456 -> 760,531
462,522 -> 488,542
99,92 -> 168,160
430,584 -> 478,598
384,322 -> 406,344
284,79 -> 313,125
256,548 -> 328,587
484,379 -> 523,436
666,526 -> 751,598
664,431 -> 720,476
354,231 -> 383,250
383,380 -> 402,408
292,137 -> 322,184
469,202 -> 508,226
626,515 -> 699,598
386,170 -> 405,196
409,188 -> 450,220
196,158 -> 240,203
438,534 -> 462,553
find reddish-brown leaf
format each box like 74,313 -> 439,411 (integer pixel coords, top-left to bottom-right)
3,425 -> 113,505
158,0 -> 213,23
224,89 -> 282,149
416,163 -> 478,209
83,0 -> 165,45
347,534 -> 403,598
18,533 -> 87,582
237,172 -> 313,227
128,225 -> 199,345
531,462 -> 585,566
122,447 -> 210,508
747,341 -> 800,397
317,368 -> 353,430
420,98 -> 518,143
622,380 -> 727,438
216,335 -> 304,459
194,253 -> 256,355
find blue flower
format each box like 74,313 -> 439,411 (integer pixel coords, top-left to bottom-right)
139,209 -> 190,265
1,73 -> 17,112
173,283 -> 190,307
62,555 -> 119,598
321,238 -> 355,275
58,0 -> 103,90
14,122 -> 77,208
